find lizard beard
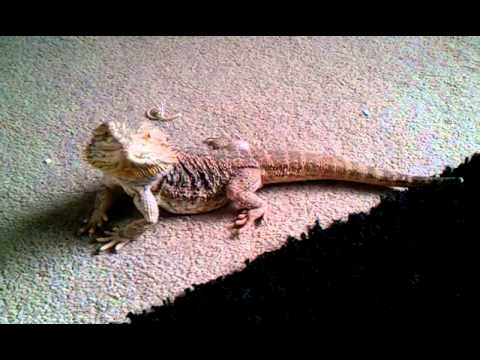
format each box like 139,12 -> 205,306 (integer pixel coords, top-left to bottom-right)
84,121 -> 179,179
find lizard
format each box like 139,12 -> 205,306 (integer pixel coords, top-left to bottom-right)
80,119 -> 463,254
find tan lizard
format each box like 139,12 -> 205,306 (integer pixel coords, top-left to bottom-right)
80,120 -> 463,254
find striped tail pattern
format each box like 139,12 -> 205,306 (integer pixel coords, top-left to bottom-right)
255,150 -> 463,188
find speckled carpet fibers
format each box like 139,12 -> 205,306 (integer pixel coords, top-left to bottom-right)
0,37 -> 479,323
125,154 -> 477,323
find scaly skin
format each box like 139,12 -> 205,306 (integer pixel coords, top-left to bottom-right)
81,120 -> 463,254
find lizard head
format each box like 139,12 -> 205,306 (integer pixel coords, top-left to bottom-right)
84,121 -> 178,178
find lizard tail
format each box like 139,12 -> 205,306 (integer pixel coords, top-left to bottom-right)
256,150 -> 463,188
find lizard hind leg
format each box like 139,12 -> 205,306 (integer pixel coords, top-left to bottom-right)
226,169 -> 265,235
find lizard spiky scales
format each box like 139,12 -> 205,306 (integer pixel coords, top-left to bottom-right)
81,119 -> 463,254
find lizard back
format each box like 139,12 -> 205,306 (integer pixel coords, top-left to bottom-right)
152,151 -> 259,214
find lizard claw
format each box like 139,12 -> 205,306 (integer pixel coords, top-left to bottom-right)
79,212 -> 110,236
94,228 -> 131,254
92,219 -> 147,254
229,208 -> 265,236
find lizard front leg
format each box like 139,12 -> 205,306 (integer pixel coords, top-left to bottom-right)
95,186 -> 159,254
79,185 -> 116,235
226,169 -> 265,236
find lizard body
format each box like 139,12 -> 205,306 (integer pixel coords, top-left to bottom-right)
81,120 -> 462,253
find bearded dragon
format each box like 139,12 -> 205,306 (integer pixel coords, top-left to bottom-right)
80,120 -> 463,254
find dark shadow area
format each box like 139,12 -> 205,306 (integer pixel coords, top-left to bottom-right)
123,153 -> 478,323
0,186 -> 140,262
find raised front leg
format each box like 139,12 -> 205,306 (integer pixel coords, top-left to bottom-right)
94,186 -> 159,254
226,169 -> 265,236
79,185 -> 116,235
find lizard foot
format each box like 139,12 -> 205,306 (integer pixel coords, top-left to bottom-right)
79,213 -> 109,236
94,227 -> 131,254
228,208 -> 265,236
92,219 -> 149,254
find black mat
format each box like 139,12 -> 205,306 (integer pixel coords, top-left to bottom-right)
124,153 -> 478,323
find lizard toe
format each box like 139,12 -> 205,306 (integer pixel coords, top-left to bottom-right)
234,218 -> 248,227
95,236 -> 115,243
97,238 -> 131,254
79,212 -> 110,236
237,212 -> 248,219
230,208 -> 265,232
114,240 -> 131,252
98,240 -> 118,253
93,225 -> 135,254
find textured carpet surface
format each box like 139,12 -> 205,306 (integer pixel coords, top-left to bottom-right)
0,36 -> 479,323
